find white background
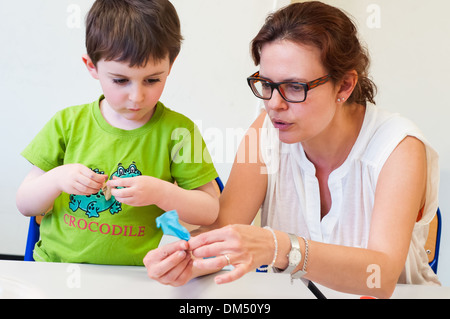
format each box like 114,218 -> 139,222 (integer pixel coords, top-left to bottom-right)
1,0 -> 449,286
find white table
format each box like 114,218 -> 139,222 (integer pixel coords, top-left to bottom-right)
315,282 -> 450,299
1,260 -> 449,299
0,260 -> 315,299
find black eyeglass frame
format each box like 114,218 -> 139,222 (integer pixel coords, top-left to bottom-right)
247,71 -> 332,103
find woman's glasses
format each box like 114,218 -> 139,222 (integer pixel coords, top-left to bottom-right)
247,71 -> 331,103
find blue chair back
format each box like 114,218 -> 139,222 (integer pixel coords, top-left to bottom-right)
428,207 -> 442,274
24,216 -> 39,261
215,176 -> 224,193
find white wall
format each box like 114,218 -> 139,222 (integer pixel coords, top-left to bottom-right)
1,0 -> 449,287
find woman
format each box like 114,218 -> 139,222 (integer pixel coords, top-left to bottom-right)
143,1 -> 440,298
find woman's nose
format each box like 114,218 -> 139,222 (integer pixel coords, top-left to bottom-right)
266,88 -> 288,111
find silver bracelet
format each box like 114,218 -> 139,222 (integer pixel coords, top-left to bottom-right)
300,236 -> 309,273
257,226 -> 278,272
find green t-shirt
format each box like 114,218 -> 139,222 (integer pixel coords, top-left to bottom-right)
21,96 -> 218,265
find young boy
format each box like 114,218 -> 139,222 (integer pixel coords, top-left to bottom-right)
16,0 -> 219,265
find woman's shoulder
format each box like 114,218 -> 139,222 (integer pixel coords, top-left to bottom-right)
368,105 -> 420,134
361,104 -> 428,166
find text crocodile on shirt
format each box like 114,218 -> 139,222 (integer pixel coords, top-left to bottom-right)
63,214 -> 145,237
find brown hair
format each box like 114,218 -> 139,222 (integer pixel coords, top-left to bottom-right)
85,0 -> 183,67
251,1 -> 376,106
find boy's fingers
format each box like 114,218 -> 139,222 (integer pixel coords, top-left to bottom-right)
106,176 -> 129,187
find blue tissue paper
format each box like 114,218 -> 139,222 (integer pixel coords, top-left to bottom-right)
156,210 -> 191,241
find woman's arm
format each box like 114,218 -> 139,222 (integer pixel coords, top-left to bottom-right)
191,136 -> 427,298
203,111 -> 268,229
294,137 -> 427,298
144,112 -> 269,283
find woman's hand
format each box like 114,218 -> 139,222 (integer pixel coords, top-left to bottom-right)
189,225 -> 276,284
143,240 -> 194,287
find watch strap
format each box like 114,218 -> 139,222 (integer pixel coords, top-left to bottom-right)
273,233 -> 301,274
291,236 -> 308,280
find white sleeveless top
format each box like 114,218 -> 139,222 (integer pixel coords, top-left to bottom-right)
260,104 -> 440,285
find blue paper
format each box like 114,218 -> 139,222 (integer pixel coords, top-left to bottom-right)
156,210 -> 191,241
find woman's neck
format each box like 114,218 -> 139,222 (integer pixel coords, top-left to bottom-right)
302,103 -> 366,173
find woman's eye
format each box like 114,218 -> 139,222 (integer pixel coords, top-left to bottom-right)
286,83 -> 303,92
261,82 -> 272,89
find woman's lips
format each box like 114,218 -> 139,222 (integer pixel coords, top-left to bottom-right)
271,118 -> 292,130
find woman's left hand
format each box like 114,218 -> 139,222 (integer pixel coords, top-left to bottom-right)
188,224 -> 275,284
143,240 -> 194,286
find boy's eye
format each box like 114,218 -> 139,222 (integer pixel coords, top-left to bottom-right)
113,78 -> 128,85
112,78 -> 161,85
146,78 -> 161,85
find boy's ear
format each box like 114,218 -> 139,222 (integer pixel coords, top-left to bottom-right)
168,55 -> 178,76
82,54 -> 99,79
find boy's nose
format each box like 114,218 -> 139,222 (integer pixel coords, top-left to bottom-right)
129,85 -> 145,103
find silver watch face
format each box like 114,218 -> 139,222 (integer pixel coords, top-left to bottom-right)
289,249 -> 302,265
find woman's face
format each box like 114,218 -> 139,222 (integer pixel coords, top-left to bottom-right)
259,40 -> 338,144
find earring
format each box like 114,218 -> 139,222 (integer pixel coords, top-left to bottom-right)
337,97 -> 345,102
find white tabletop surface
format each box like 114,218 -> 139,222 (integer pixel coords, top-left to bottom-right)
315,282 -> 450,299
0,260 -> 315,299
1,259 -> 449,299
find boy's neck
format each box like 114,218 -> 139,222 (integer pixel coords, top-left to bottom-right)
99,99 -> 155,131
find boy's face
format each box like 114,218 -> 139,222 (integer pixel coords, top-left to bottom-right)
83,55 -> 172,129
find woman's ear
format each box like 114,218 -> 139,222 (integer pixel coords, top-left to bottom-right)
337,70 -> 358,102
82,54 -> 99,80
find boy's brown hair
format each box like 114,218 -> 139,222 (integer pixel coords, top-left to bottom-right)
86,0 -> 183,67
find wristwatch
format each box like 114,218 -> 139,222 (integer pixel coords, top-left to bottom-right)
273,233 -> 306,279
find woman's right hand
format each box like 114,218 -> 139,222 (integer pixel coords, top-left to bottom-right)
143,240 -> 195,287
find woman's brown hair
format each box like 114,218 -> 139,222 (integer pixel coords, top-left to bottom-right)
251,1 -> 376,106
85,0 -> 183,67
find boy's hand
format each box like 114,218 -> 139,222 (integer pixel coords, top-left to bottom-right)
107,175 -> 163,207
55,163 -> 107,195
